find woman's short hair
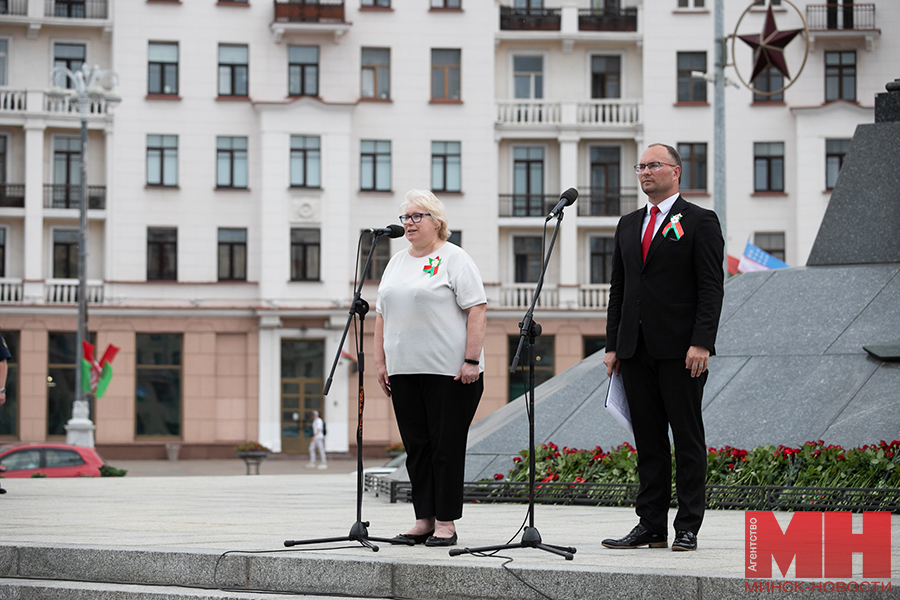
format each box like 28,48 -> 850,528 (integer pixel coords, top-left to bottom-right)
401,189 -> 451,241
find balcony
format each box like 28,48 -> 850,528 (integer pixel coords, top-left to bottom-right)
44,278 -> 103,304
43,184 -> 106,210
494,283 -> 611,310
0,0 -> 27,15
500,6 -> 561,31
806,4 -> 879,49
576,187 -> 638,217
578,7 -> 637,32
0,184 -> 25,208
496,99 -> 642,132
499,194 -> 556,218
271,0 -> 350,43
44,0 -> 107,18
0,279 -> 23,303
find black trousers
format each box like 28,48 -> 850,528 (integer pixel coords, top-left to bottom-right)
619,332 -> 708,536
390,373 -> 483,522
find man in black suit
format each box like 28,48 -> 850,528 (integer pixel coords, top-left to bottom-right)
602,143 -> 724,552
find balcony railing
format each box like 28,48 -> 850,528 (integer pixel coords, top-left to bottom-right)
44,0 -> 108,19
43,184 -> 106,210
500,6 -> 561,30
0,90 -> 26,112
496,100 -> 642,127
494,283 -> 612,310
273,0 -> 345,23
0,0 -> 28,16
44,279 -> 104,304
499,194 -> 558,218
0,184 -> 25,208
44,93 -> 113,115
806,3 -> 875,31
578,7 -> 637,31
0,279 -> 23,303
577,187 -> 638,217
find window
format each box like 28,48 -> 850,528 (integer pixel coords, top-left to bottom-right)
54,0 -> 87,17
512,147 -> 544,216
678,0 -> 705,7
754,142 -> 784,192
583,335 -> 606,358
361,48 -> 390,99
359,231 -> 390,280
0,134 -> 6,185
218,228 -> 247,281
0,330 -> 17,436
288,45 -> 318,97
514,236 -> 542,283
52,229 -> 79,279
508,334 -> 553,402
148,42 -> 178,95
432,49 -> 460,101
752,65 -> 784,102
147,227 -> 177,281
825,51 -> 856,102
754,232 -> 785,261
825,138 -> 850,190
589,146 -> 621,216
47,331 -> 94,437
52,137 -> 82,208
147,135 -> 178,187
360,140 -> 391,191
290,135 -> 321,188
135,333 -> 182,437
753,0 -> 782,6
52,43 -> 85,89
0,40 -> 8,86
591,55 -> 620,99
216,136 -> 248,189
590,236 -> 615,284
677,52 -> 707,102
677,142 -> 707,191
218,44 -> 248,97
431,141 -> 461,192
448,231 -> 461,247
0,227 -> 5,277
432,0 -> 461,7
362,0 -> 391,6
513,55 -> 543,99
290,228 -> 320,281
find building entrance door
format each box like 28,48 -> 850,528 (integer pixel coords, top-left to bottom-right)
281,340 -> 324,454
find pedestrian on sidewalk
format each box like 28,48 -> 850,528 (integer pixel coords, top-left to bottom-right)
307,410 -> 327,469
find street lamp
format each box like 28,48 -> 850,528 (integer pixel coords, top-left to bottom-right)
47,64 -> 120,447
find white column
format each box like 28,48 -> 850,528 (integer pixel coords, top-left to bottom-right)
23,121 -> 45,303
322,317 -> 349,453
557,135 -> 580,308
257,314 -> 283,452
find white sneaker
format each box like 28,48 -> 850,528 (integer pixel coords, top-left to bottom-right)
317,464 -> 328,470
305,462 -> 315,469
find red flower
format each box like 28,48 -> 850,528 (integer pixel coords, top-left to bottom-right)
513,456 -> 522,464
836,454 -> 846,461
553,452 -> 561,458
494,473 -> 504,480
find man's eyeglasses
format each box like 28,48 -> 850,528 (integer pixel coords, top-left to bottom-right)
633,162 -> 677,174
399,213 -> 431,224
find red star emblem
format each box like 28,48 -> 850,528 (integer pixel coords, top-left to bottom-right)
738,5 -> 804,83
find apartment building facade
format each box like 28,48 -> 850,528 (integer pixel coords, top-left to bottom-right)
0,0 -> 891,458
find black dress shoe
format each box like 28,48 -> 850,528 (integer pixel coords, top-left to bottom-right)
389,529 -> 434,545
672,530 -> 697,551
424,532 -> 457,547
602,524 -> 667,549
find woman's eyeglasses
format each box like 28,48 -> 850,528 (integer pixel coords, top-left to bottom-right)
399,213 -> 431,224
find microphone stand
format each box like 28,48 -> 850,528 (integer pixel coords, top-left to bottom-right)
285,230 -> 409,551
450,204 -> 576,561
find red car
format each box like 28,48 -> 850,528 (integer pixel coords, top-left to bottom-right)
0,443 -> 106,478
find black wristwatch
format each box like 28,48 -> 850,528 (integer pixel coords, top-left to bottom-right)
464,358 -> 479,365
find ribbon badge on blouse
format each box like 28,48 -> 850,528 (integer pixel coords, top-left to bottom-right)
423,256 -> 441,277
662,213 -> 684,241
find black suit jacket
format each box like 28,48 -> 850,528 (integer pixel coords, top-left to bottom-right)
606,195 -> 724,361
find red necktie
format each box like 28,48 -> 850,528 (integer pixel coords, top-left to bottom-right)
642,205 -> 659,262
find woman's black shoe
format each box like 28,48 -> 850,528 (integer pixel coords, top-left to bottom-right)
389,529 -> 434,545
424,532 -> 458,547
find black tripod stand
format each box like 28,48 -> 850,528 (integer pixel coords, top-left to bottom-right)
451,194 -> 577,561
285,227 -> 409,551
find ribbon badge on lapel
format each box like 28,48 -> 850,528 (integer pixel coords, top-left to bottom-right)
662,213 -> 684,241
422,256 -> 441,277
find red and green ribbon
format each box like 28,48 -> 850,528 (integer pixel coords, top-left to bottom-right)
662,214 -> 684,240
422,256 -> 442,277
81,342 -> 120,399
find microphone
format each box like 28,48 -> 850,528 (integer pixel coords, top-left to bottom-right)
366,224 -> 405,238
546,188 -> 578,221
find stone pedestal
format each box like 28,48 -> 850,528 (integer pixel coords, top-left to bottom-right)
64,400 -> 96,448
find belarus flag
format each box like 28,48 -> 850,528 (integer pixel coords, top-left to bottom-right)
737,240 -> 789,273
